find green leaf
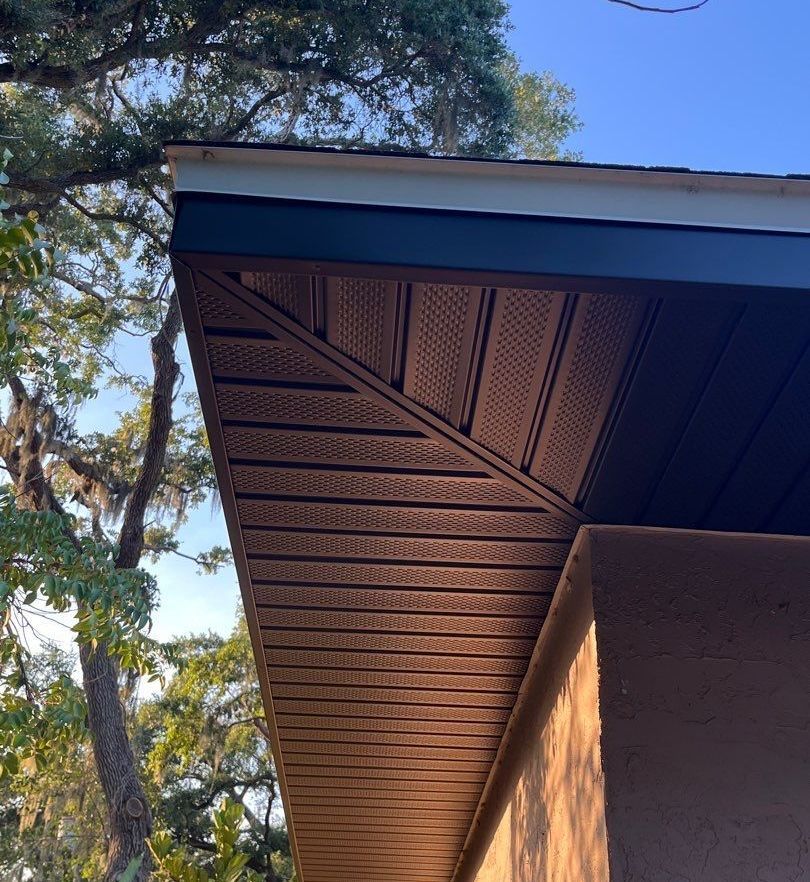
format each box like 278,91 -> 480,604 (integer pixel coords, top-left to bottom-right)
118,853 -> 144,882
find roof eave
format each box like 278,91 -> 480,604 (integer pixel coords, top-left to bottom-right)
164,142 -> 810,234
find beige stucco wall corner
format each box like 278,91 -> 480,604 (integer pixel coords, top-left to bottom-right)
589,525 -> 810,882
454,527 -> 610,882
455,525 -> 810,882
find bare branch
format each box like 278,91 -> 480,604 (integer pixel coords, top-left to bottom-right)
607,0 -> 709,11
52,271 -> 108,305
142,544 -> 211,568
140,181 -> 174,218
220,86 -> 288,140
251,716 -> 273,745
61,192 -> 166,250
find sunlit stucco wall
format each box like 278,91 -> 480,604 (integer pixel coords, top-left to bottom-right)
461,533 -> 609,882
459,526 -> 810,882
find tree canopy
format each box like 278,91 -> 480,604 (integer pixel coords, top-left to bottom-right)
0,621 -> 288,882
3,0 -> 576,200
135,622 -> 289,879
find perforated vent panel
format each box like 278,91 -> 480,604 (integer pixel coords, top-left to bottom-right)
263,630 -> 536,657
530,292 -> 646,499
274,700 -> 512,725
181,271 -> 668,882
268,667 -> 523,694
265,648 -> 531,676
280,719 -> 507,742
242,271 -> 312,326
325,277 -> 398,380
223,427 -> 471,468
254,585 -> 552,616
215,386 -> 406,427
404,284 -> 481,425
248,559 -> 562,592
258,607 -> 544,637
207,338 -> 330,381
196,288 -> 249,327
230,466 -> 531,505
472,289 -> 562,464
237,499 -> 572,537
244,529 -> 567,565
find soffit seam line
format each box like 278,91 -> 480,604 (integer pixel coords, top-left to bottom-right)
200,270 -> 587,523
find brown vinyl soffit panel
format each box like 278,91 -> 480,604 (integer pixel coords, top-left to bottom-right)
175,264 -> 591,882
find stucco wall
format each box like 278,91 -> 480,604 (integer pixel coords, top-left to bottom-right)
461,535 -> 609,882
590,527 -> 810,882
459,527 -> 810,882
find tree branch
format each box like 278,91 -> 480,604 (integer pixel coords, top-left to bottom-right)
8,150 -> 164,197
61,192 -> 166,250
115,290 -> 181,569
220,86 -> 288,140
184,835 -> 272,877
2,378 -> 68,518
251,716 -> 273,745
607,0 -> 709,10
42,437 -> 130,512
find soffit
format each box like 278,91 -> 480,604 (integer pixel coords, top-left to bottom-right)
169,147 -> 810,882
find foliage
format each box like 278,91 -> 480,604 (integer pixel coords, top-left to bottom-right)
1,0 -> 577,196
149,800 -> 263,882
0,492 -> 175,782
0,645 -> 108,882
0,621 -> 291,882
134,621 -> 288,879
504,59 -> 583,160
0,491 -> 164,668
0,159 -> 179,880
0,150 -> 85,402
0,150 -> 51,282
0,161 -> 172,784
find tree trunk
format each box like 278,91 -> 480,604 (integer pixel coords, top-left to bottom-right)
80,644 -> 153,881
80,291 -> 182,881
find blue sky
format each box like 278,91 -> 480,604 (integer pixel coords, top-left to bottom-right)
71,335 -> 243,646
509,0 -> 809,174
63,0 -> 810,649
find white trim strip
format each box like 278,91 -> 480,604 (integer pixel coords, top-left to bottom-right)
166,144 -> 810,234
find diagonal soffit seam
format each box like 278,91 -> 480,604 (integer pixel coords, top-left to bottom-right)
195,268 -> 587,524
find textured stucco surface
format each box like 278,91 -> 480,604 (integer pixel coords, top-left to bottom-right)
460,527 -> 810,882
462,535 -> 609,882
590,527 -> 810,882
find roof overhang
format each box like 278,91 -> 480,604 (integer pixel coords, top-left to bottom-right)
169,144 -> 810,302
166,142 -> 810,882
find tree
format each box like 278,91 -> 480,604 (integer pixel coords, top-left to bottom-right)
0,621 -> 292,882
135,621 -> 289,882
149,799 -> 266,882
0,151 -> 177,882
0,150 -> 163,881
503,59 -> 581,161
0,4 -> 580,879
0,644 -> 109,881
